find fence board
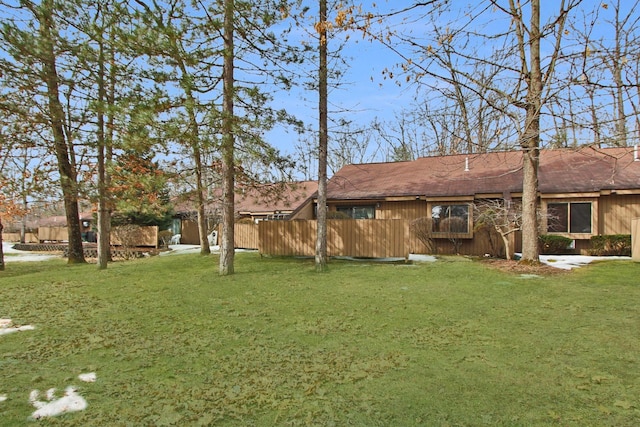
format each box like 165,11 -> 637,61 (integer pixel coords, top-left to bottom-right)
2,232 -> 38,243
111,226 -> 158,247
38,226 -> 68,242
632,218 -> 640,261
235,223 -> 259,249
259,219 -> 410,258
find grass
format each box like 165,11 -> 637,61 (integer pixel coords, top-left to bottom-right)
1,253 -> 639,426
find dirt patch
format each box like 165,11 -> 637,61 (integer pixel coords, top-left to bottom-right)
480,258 -> 568,276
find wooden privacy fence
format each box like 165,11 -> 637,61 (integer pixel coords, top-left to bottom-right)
38,226 -> 68,242
111,226 -> 159,247
259,219 -> 410,258
632,218 -> 640,261
234,223 -> 259,249
2,232 -> 38,243
230,219 -> 503,258
36,225 -> 158,247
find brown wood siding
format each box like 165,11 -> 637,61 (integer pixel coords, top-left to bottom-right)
290,200 -> 315,220
427,226 -> 506,257
376,200 -> 427,220
598,194 -> 640,235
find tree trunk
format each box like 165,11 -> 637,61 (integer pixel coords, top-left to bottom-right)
39,0 -> 85,264
219,0 -> 235,275
97,34 -> 109,269
612,1 -> 627,146
519,0 -> 541,263
500,232 -> 512,261
184,90 -> 209,255
315,0 -> 328,272
0,219 -> 5,271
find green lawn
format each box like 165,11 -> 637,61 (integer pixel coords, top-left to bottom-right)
1,253 -> 639,426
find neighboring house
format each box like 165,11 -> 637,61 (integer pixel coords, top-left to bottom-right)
292,146 -> 640,256
235,181 -> 318,222
173,181 -> 318,244
2,211 -> 95,243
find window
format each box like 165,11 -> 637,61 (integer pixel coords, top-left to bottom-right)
547,202 -> 592,233
336,205 -> 375,219
432,204 -> 470,233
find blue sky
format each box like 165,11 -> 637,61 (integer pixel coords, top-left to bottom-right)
266,0 -> 419,157
266,0 -> 632,159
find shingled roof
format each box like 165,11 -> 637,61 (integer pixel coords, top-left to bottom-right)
326,146 -> 640,200
235,181 -> 318,215
173,181 -> 318,216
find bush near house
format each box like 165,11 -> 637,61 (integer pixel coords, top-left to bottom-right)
538,234 -> 574,254
589,234 -> 632,256
327,211 -> 351,219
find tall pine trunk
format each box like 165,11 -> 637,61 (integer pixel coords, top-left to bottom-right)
220,0 -> 235,275
0,219 -> 5,271
39,0 -> 85,264
183,90 -> 209,255
97,33 -> 110,269
315,0 -> 328,271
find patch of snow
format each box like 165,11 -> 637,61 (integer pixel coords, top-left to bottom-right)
518,274 -> 542,279
408,254 -> 438,263
0,319 -> 35,336
163,244 -> 206,255
515,253 -> 633,270
2,242 -> 59,262
29,386 -> 88,419
161,244 -> 257,256
78,372 -> 97,383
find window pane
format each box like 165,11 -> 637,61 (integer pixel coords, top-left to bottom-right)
336,206 -> 375,219
432,205 -> 443,232
352,206 -> 374,219
570,202 -> 591,233
450,205 -> 469,233
547,203 -> 568,232
432,204 -> 469,233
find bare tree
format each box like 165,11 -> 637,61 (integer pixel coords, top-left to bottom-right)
409,217 -> 436,254
567,0 -> 640,147
373,0 -> 577,262
474,199 -> 523,260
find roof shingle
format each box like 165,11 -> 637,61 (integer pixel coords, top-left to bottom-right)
326,146 -> 640,200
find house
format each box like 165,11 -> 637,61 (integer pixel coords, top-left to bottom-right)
292,146 -> 640,256
173,181 -> 318,245
5,212 -> 95,243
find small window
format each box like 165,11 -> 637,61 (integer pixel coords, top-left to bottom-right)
336,205 -> 375,219
547,202 -> 592,233
432,204 -> 469,233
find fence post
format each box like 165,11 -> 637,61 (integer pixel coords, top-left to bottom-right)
632,218 -> 640,261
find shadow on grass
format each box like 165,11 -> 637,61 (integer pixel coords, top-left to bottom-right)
0,259 -> 70,279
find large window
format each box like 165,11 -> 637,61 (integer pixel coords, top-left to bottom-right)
336,205 -> 375,219
432,204 -> 470,233
547,202 -> 592,233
